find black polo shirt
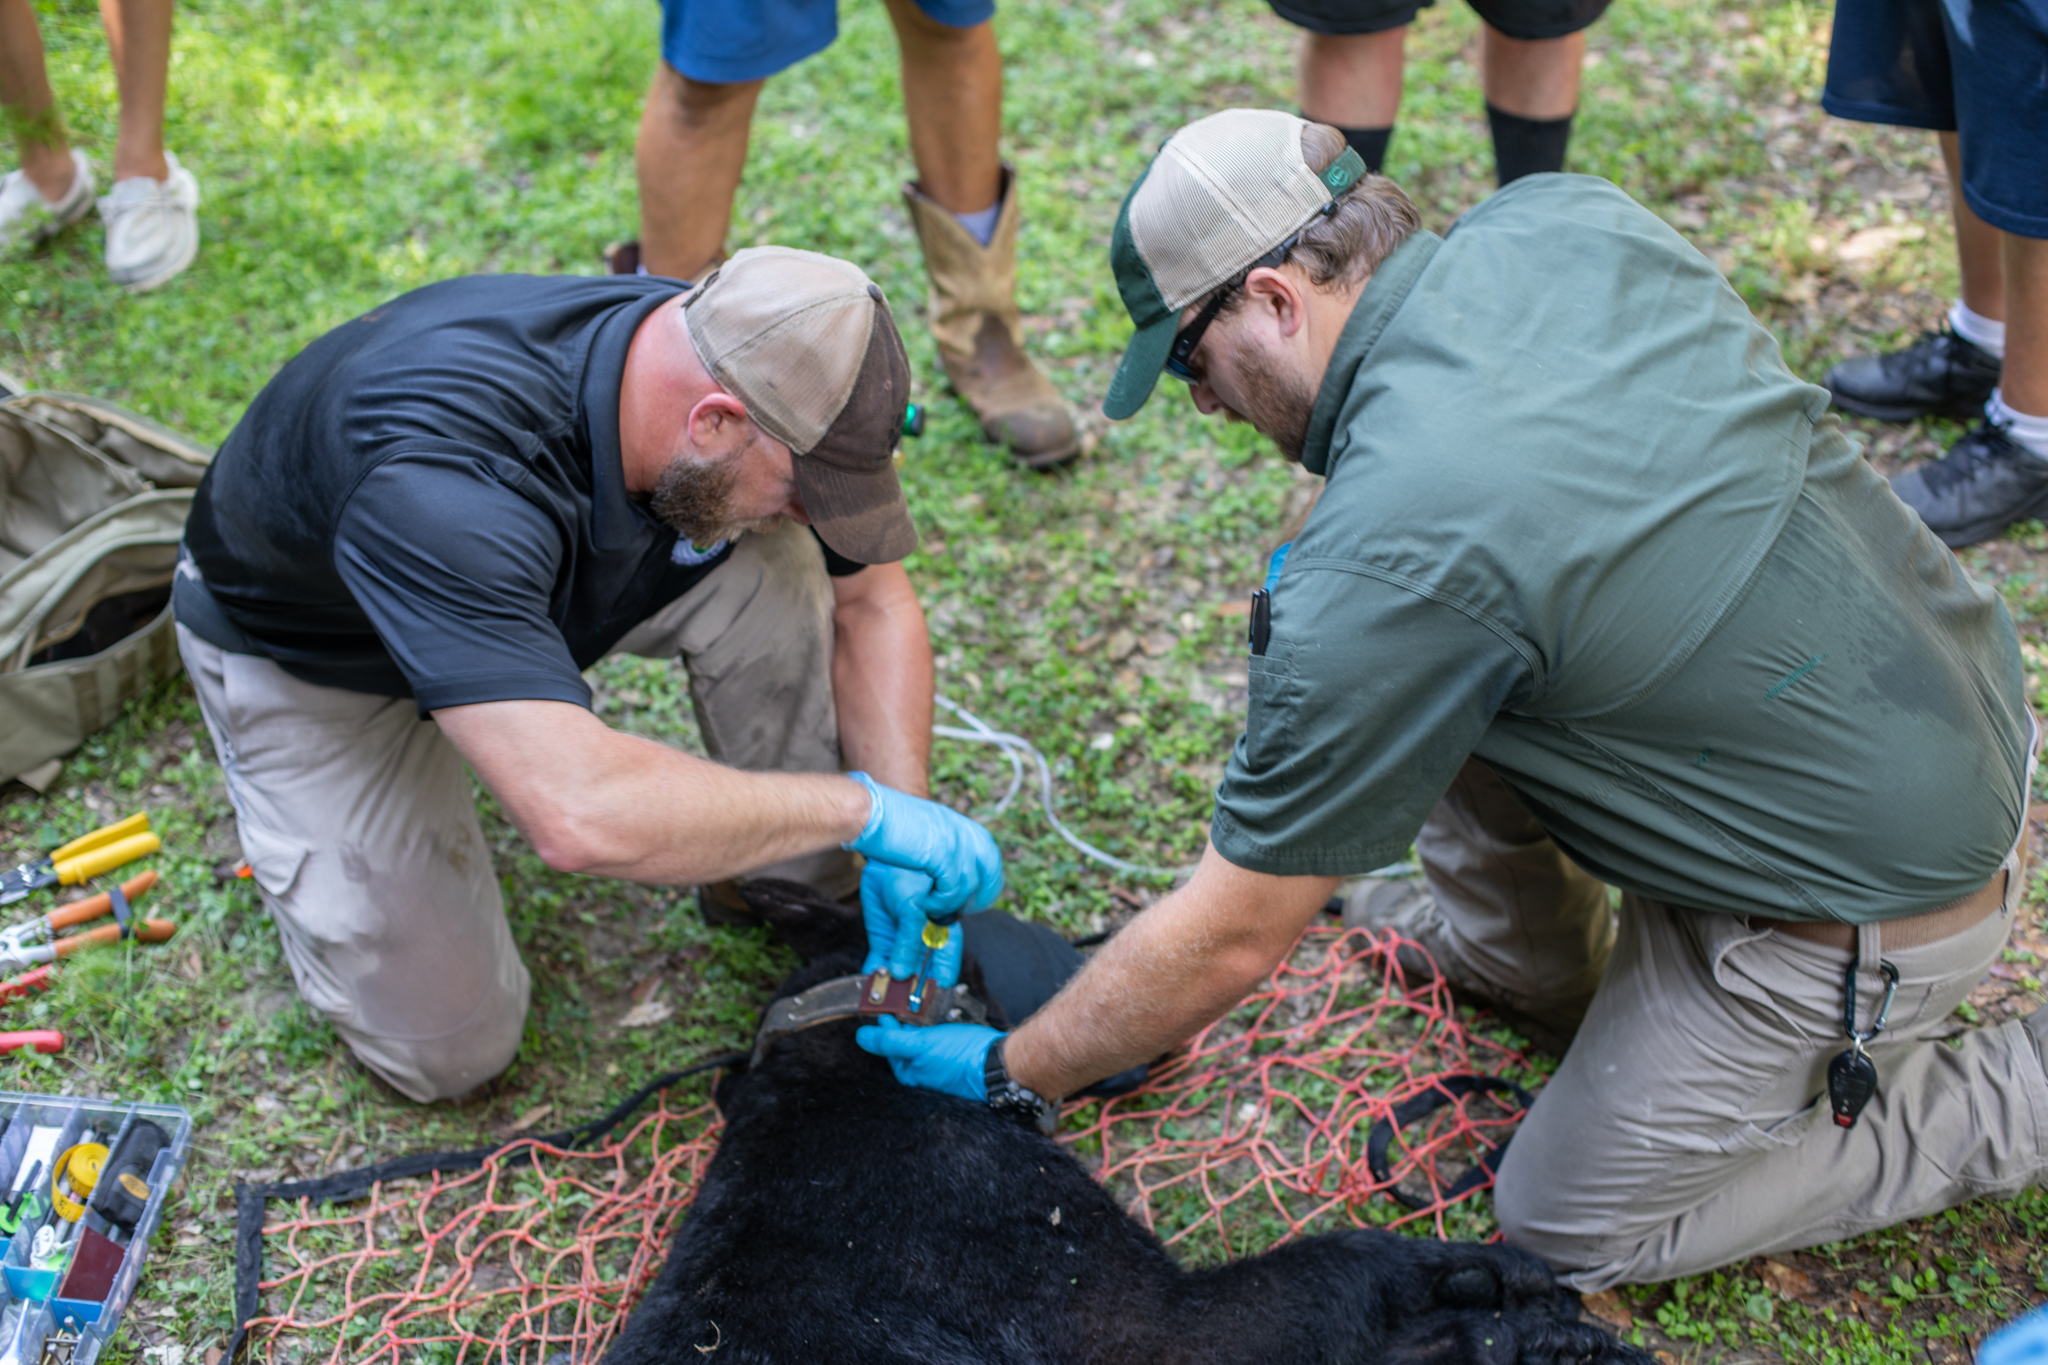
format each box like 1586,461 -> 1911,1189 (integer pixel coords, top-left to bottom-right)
178,274 -> 843,714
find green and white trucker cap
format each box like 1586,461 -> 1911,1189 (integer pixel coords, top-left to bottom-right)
1104,109 -> 1365,420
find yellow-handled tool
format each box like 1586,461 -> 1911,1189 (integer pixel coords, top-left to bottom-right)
0,814 -> 159,907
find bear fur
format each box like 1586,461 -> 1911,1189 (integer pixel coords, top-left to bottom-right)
605,882 -> 1650,1365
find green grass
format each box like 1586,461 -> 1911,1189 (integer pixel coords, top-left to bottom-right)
4,0 -> 2044,1359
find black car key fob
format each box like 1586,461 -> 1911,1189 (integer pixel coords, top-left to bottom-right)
1827,1046 -> 1878,1128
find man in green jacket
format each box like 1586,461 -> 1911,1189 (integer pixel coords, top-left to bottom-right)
858,109 -> 2048,1288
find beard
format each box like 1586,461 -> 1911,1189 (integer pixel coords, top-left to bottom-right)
645,449 -> 786,546
1221,342 -> 1316,464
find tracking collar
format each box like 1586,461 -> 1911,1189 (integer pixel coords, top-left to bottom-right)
749,971 -> 989,1068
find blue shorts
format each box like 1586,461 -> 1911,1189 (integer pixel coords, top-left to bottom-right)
1270,0 -> 1610,42
1821,0 -> 2048,238
662,0 -> 997,85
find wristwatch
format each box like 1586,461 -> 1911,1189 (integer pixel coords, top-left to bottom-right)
983,1035 -> 1059,1135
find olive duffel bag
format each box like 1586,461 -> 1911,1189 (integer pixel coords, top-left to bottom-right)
0,391 -> 212,789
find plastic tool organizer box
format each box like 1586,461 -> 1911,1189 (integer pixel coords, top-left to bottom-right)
0,1091 -> 191,1364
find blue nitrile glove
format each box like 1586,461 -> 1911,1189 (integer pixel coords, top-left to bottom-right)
1981,1304 -> 2048,1365
845,771 -> 1003,985
858,863 -> 963,985
1264,540 -> 1292,593
855,1016 -> 998,1101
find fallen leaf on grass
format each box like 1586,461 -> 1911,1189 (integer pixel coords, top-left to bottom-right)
619,998 -> 675,1029
1581,1289 -> 1633,1329
507,1103 -> 553,1133
1758,1258 -> 1820,1302
619,977 -> 675,1028
1836,224 -> 1924,269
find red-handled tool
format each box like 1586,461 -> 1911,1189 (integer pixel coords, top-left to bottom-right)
0,967 -> 52,1007
0,1031 -> 63,1056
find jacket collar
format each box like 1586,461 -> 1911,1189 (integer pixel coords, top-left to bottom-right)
1300,230 -> 1442,477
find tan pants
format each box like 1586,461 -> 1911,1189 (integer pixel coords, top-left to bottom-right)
177,524 -> 854,1102
1420,761 -> 2048,1291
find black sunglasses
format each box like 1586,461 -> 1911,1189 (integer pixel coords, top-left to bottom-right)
1162,233 -> 1301,385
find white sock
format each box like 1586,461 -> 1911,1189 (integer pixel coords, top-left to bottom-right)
952,201 -> 1000,248
1950,299 -> 2006,358
1989,389 -> 2048,460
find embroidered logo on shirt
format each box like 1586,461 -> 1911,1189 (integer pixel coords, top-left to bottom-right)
671,538 -> 729,567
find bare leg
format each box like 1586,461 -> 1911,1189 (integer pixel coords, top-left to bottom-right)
99,0 -> 171,181
884,0 -> 1001,215
2004,232 -> 2048,415
1478,25 -> 1583,120
1297,28 -> 1406,130
0,0 -> 74,201
634,63 -> 761,281
1942,131 -> 2006,322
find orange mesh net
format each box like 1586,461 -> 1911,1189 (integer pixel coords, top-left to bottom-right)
235,926 -> 1541,1363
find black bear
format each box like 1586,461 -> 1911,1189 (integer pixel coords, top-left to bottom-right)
605,882 -> 1650,1365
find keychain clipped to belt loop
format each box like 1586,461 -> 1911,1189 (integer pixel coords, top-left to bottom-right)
1827,940 -> 1899,1129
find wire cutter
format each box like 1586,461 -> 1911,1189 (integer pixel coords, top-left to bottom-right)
0,871 -> 174,983
0,814 -> 160,908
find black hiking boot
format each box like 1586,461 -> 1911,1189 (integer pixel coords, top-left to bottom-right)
1890,423 -> 2048,548
1825,328 -> 2001,422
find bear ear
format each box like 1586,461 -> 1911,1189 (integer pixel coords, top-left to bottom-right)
737,879 -> 868,963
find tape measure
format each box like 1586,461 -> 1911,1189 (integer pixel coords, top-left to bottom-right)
50,1142 -> 108,1221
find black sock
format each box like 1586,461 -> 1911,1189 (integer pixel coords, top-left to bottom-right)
1486,104 -> 1573,186
1333,124 -> 1395,175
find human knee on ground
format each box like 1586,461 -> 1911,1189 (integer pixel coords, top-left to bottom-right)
1411,760 -> 1614,1040
178,626 -> 537,1103
336,988 -> 529,1104
1493,898 -> 2048,1290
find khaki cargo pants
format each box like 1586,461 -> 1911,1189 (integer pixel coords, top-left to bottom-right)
177,524 -> 855,1102
1418,760 -> 2048,1291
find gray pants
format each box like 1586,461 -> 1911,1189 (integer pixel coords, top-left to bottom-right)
1421,761 -> 2048,1291
177,524 -> 854,1103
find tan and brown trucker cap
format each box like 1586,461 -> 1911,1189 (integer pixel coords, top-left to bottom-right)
682,246 -> 917,563
1105,109 -> 1365,420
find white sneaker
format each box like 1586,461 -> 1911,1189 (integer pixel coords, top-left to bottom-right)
99,150 -> 200,292
0,149 -> 96,253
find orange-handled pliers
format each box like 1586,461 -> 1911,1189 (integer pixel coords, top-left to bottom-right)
0,870 -> 175,980
0,814 -> 160,908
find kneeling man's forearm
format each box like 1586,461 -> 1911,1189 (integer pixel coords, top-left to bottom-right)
1004,844 -> 1338,1101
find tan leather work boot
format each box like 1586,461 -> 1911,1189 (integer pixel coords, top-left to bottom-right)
903,165 -> 1079,470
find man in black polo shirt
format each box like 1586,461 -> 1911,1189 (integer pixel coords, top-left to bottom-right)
174,246 -> 1002,1102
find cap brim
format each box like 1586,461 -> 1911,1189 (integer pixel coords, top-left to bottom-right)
797,457 -> 918,565
1102,314 -> 1179,421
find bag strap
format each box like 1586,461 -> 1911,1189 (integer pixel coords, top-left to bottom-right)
1364,1074 -> 1535,1210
